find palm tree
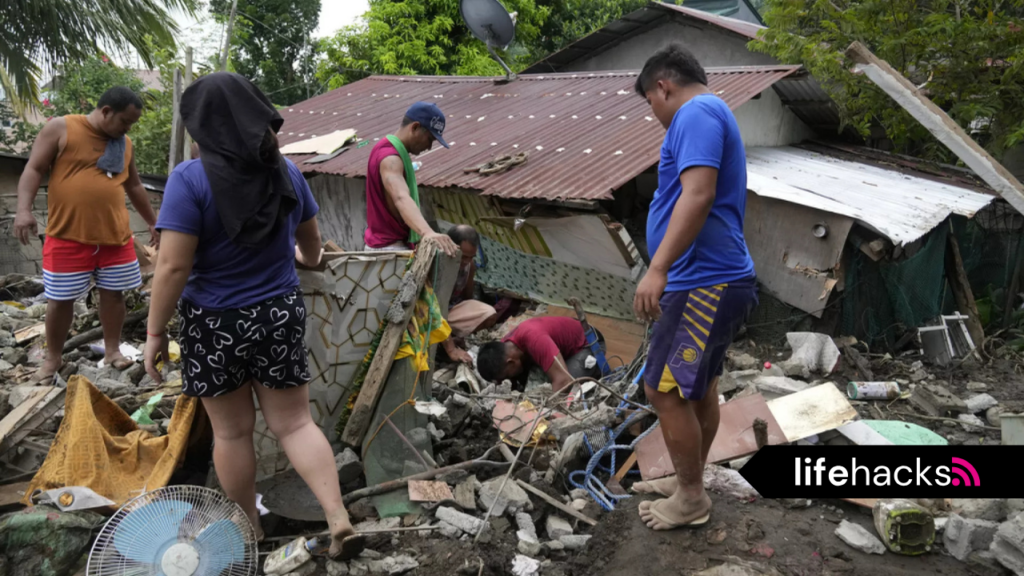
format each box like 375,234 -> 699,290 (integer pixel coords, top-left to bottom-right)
0,0 -> 197,112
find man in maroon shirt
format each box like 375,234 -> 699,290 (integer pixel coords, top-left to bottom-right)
477,316 -> 602,391
364,101 -> 457,256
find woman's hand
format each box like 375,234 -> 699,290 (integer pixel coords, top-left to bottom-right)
144,330 -> 170,385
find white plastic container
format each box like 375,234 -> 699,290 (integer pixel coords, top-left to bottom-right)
264,536 -> 316,575
847,381 -> 901,400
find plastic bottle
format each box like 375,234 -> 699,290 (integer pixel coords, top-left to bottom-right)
761,362 -> 785,377
263,536 -> 316,575
412,161 -> 422,172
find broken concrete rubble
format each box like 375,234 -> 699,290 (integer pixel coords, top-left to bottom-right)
778,332 -> 840,378
546,404 -> 616,440
835,520 -> 886,555
453,475 -> 481,510
944,513 -> 1000,561
910,384 -> 968,417
558,534 -> 591,550
954,499 -> 1010,523
965,393 -> 1000,414
545,515 -> 573,540
990,512 -> 1024,575
336,448 -> 362,484
516,512 -> 538,542
436,506 -> 487,535
478,476 -> 532,516
751,375 -> 810,398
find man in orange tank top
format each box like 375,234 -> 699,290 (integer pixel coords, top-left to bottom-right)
13,87 -> 159,383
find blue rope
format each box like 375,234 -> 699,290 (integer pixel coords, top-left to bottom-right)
568,407 -> 656,511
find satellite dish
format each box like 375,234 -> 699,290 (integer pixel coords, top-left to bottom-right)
460,0 -> 518,80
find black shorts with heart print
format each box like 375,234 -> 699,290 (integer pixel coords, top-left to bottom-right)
178,288 -> 311,398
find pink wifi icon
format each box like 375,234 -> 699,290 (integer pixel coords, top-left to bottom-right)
951,457 -> 981,487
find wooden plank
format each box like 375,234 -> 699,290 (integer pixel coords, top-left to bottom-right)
546,305 -> 645,364
342,243 -> 441,448
14,323 -> 45,345
0,481 -> 31,509
0,387 -> 64,454
845,42 -> 1024,215
944,232 -> 986,356
515,479 -> 598,526
408,480 -> 454,503
613,452 -> 637,483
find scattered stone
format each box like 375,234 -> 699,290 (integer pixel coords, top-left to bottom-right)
835,520 -> 886,555
781,498 -> 812,509
354,517 -> 401,533
986,406 -> 1006,428
752,376 -> 809,398
569,489 -> 588,500
704,465 -> 760,500
958,413 -> 986,432
453,476 -> 480,510
546,405 -> 616,440
336,448 -> 362,484
326,560 -> 349,576
118,362 -> 147,384
436,468 -> 469,485
437,520 -> 462,538
944,513 -> 1000,561
910,368 -> 929,383
0,359 -> 13,372
545,515 -> 573,540
77,365 -> 114,384
517,539 -> 543,557
478,476 -> 532,516
1009,500 -> 1024,517
954,499 -> 1009,523
360,549 -> 383,560
516,512 -> 538,542
559,535 -> 592,550
966,394 -> 1000,414
966,550 -> 1010,576
2,347 -> 26,365
436,506 -> 486,535
346,500 -> 377,523
95,378 -> 130,398
571,499 -> 587,511
427,422 -> 445,441
511,554 -> 541,576
727,351 -> 759,371
990,512 -> 1024,575
379,555 -> 418,575
9,386 -> 45,409
349,560 -> 369,576
967,381 -> 989,392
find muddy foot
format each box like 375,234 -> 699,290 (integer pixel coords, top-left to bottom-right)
638,492 -> 712,531
106,354 -> 135,371
328,508 -> 363,560
632,476 -> 678,497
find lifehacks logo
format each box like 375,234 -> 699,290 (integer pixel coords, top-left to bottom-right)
740,447 -> 1015,498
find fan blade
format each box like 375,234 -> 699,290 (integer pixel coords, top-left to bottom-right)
113,499 -> 193,563
194,519 -> 247,575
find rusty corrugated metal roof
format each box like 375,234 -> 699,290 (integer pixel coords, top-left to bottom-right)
279,66 -> 800,201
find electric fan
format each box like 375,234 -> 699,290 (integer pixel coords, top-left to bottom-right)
87,485 -> 258,576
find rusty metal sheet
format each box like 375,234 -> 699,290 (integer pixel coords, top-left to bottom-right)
278,66 -> 800,202
408,480 -> 454,503
635,393 -> 787,481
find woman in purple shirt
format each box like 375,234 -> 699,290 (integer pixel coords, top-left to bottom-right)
143,73 -> 361,559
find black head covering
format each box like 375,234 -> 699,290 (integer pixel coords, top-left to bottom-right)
181,72 -> 297,247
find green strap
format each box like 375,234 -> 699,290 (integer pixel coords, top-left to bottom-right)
385,135 -> 421,245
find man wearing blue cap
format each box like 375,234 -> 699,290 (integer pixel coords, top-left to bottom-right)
364,101 -> 458,256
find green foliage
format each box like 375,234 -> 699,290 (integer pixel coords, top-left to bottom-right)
750,0 -> 1024,162
45,58 -> 146,118
209,0 -> 322,105
0,0 -> 197,110
0,102 -> 42,155
532,0 -> 651,57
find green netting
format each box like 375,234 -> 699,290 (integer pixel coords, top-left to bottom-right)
843,225 -> 949,346
951,208 -> 1024,327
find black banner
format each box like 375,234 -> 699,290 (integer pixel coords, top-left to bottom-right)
738,446 -> 1023,498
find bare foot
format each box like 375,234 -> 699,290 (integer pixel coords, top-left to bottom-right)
327,508 -> 363,560
638,492 -> 712,531
105,353 -> 134,371
247,512 -> 264,542
632,476 -> 678,497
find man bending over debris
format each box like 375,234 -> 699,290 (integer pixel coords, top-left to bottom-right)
442,225 -> 499,363
364,101 -> 458,257
630,44 -> 759,530
476,316 -> 603,392
13,87 -> 158,383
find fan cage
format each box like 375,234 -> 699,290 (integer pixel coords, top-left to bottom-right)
87,485 -> 258,576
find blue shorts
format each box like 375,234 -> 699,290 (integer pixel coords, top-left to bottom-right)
643,279 -> 758,400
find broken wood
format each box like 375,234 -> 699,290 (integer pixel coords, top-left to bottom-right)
844,41 -> 1024,215
324,240 -> 343,252
408,480 -> 454,503
753,418 -> 769,449
515,479 -> 598,527
14,323 -> 45,345
0,386 -> 65,454
64,306 -> 149,352
842,344 -> 874,380
944,232 -> 986,357
341,244 -> 444,449
614,452 -> 637,483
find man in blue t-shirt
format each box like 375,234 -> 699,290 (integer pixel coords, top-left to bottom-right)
631,44 -> 759,531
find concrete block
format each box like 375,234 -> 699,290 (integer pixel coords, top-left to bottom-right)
559,535 -> 592,550
966,394 -> 1000,414
910,384 -> 968,416
336,448 -> 362,484
436,506 -> 486,534
453,476 -> 480,510
95,378 -> 130,398
479,476 -> 532,516
954,499 -> 1009,522
516,512 -> 538,542
437,520 -> 462,539
835,520 -> 885,555
517,539 -> 543,557
990,513 -> 1024,575
944,513 -> 1000,561
546,515 -> 573,540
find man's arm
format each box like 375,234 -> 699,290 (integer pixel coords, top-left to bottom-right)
380,156 -> 458,256
125,156 -> 160,248
546,353 -> 575,392
13,119 -> 63,245
633,167 -> 718,322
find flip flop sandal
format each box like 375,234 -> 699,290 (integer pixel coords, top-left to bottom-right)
31,366 -> 61,385
333,534 -> 367,561
644,500 -> 711,530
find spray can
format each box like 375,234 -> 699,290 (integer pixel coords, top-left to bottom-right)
847,381 -> 901,400
264,536 -> 317,575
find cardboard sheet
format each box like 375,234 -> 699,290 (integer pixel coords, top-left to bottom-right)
766,383 -> 859,442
